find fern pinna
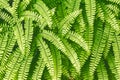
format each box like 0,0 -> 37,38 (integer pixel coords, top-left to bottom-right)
0,0 -> 120,80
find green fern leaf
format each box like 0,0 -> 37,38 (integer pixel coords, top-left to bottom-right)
0,11 -> 13,25
41,30 -> 66,53
112,33 -> 120,79
36,36 -> 54,79
19,0 -> 31,11
59,10 -> 80,35
32,56 -> 45,80
107,51 -> 120,80
21,11 -> 42,22
85,0 -> 96,27
66,31 -> 89,53
97,59 -> 109,80
89,20 -> 109,78
34,0 -> 52,28
0,33 -> 8,62
18,54 -> 33,80
107,0 -> 120,4
3,48 -> 24,80
62,39 -> 80,74
24,18 -> 33,55
0,0 -> 11,12
65,0 -> 81,13
49,44 -> 62,80
13,23 -> 25,54
0,32 -> 16,70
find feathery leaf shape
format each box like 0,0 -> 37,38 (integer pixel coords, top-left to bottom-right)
3,48 -> 24,80
24,18 -> 33,55
0,33 -> 8,62
0,0 -> 11,12
34,0 -> 52,28
66,31 -> 89,53
21,11 -> 42,22
36,36 -> 54,79
62,39 -> 80,74
41,30 -> 80,75
59,10 -> 80,35
49,44 -> 62,80
89,20 -> 108,78
97,59 -> 109,80
107,0 -> 120,4
41,30 -> 66,53
13,22 -> 25,54
0,11 -> 13,24
97,2 -> 120,34
65,0 -> 81,13
107,51 -> 120,80
11,0 -> 20,17
32,56 -> 45,80
112,33 -> 120,79
85,0 -> 96,27
18,54 -> 33,80
0,32 -> 16,69
19,0 -> 31,11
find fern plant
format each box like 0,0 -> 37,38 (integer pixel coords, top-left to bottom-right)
0,0 -> 120,80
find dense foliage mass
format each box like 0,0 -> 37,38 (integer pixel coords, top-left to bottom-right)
0,0 -> 120,80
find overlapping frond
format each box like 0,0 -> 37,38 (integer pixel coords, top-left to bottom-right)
41,30 -> 66,53
59,10 -> 80,35
66,31 -> 89,52
34,0 -> 52,28
85,0 -> 96,27
36,36 -> 54,79
13,22 -> 25,54
112,33 -> 120,79
97,59 -> 109,80
24,18 -> 33,55
3,48 -> 24,80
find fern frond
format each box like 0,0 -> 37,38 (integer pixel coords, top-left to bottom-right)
97,59 -> 109,80
36,36 -> 54,79
112,33 -> 120,79
107,51 -> 120,80
107,0 -> 120,4
32,56 -> 45,80
97,2 -> 120,34
11,0 -> 20,18
103,23 -> 113,58
13,22 -> 25,54
66,31 -> 89,53
3,48 -> 24,80
106,4 -> 119,16
49,44 -> 62,80
62,65 -> 70,78
59,10 -> 80,35
0,32 -> 16,69
34,0 -> 52,28
85,0 -> 96,27
41,30 -> 66,53
21,11 -> 42,22
19,0 -> 31,11
65,0 -> 81,13
0,11 -> 13,24
75,13 -> 86,35
0,33 -> 8,61
89,20 -> 109,78
0,0 -> 11,12
62,39 -> 80,74
18,54 -> 33,80
24,18 -> 33,55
